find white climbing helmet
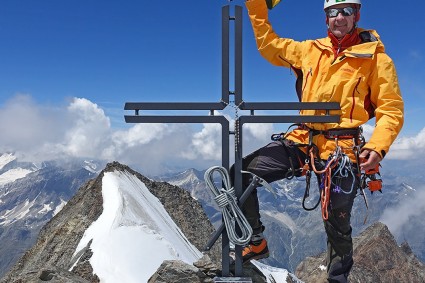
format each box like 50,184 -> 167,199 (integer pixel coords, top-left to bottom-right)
324,0 -> 361,10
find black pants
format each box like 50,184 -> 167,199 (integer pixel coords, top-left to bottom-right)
230,140 -> 358,283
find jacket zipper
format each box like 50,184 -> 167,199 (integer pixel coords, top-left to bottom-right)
350,78 -> 362,123
302,67 -> 312,93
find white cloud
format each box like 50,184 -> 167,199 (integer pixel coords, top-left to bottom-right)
385,127 -> 425,160
1,97 -> 84,158
61,98 -> 112,157
0,95 -> 222,175
361,123 -> 374,141
181,123 -> 222,161
242,123 -> 275,155
0,94 -> 67,158
380,185 -> 425,239
1,94 -> 423,175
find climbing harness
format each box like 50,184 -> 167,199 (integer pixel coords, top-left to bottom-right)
204,166 -> 253,246
296,125 -> 364,220
270,124 -> 362,217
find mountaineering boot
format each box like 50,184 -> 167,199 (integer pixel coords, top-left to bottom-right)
265,0 -> 281,10
242,237 -> 269,263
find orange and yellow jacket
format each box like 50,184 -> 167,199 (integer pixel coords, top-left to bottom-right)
246,0 -> 404,161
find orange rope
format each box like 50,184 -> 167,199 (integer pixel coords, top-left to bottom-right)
308,149 -> 337,220
320,166 -> 332,220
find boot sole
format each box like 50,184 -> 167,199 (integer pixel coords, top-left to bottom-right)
243,251 -> 270,264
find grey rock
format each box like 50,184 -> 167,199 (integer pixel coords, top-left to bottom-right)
148,260 -> 210,283
193,255 -> 221,278
295,222 -> 425,283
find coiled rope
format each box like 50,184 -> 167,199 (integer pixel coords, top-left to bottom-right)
204,166 -> 253,246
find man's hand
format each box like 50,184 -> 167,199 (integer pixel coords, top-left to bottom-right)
359,149 -> 382,172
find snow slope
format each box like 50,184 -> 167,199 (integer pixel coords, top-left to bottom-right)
0,153 -> 16,171
0,168 -> 33,187
73,170 -> 203,282
0,153 -> 35,188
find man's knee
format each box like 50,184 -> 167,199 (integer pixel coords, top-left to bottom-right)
324,218 -> 353,257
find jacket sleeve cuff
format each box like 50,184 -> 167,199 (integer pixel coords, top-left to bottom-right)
362,143 -> 387,159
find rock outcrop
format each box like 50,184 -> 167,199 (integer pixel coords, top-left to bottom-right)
295,222 -> 425,283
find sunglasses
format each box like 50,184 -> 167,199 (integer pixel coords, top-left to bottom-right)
326,7 -> 356,18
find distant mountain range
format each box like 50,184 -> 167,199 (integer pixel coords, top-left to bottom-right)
1,153 -> 425,282
0,153 -> 101,277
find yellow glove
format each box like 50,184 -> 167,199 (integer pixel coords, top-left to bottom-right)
266,0 -> 281,9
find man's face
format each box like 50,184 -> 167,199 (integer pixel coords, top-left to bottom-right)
327,4 -> 357,39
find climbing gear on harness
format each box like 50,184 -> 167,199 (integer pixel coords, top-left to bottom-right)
355,158 -> 382,223
360,159 -> 383,194
303,126 -> 362,220
302,161 -> 322,211
364,167 -> 382,192
315,147 -> 357,220
204,166 -> 253,246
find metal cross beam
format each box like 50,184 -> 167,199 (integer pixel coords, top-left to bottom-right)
124,4 -> 340,278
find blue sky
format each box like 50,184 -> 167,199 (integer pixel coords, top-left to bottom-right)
1,0 -> 424,174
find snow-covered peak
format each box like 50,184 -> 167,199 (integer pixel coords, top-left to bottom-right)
0,153 -> 16,171
72,170 -> 203,282
169,169 -> 202,187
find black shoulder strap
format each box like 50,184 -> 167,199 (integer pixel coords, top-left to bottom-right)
359,31 -> 378,43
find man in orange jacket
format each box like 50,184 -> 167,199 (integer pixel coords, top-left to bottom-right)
236,0 -> 404,282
